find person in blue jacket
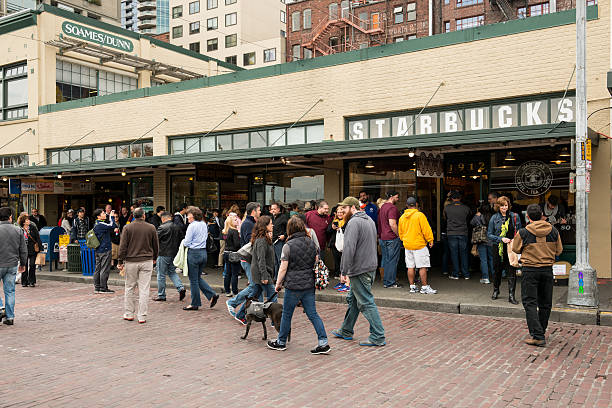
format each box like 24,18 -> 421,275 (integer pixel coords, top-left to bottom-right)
358,191 -> 378,224
92,208 -> 117,294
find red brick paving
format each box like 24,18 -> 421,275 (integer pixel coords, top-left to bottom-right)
1,281 -> 611,407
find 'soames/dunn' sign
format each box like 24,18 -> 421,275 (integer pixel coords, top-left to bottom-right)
61,21 -> 134,52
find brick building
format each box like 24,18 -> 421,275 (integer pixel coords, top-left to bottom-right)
285,0 -> 580,61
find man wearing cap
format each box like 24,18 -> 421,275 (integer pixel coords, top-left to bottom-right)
398,197 -> 437,294
377,191 -> 403,288
331,197 -> 386,347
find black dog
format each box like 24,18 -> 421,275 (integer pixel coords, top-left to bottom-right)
241,297 -> 286,341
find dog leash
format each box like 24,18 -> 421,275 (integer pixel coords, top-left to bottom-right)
263,291 -> 279,305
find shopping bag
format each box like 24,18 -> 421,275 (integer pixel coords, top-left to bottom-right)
35,252 -> 46,266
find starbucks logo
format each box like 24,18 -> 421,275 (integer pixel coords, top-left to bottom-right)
515,160 -> 553,196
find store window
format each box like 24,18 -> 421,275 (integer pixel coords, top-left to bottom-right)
263,171 -> 324,206
243,52 -> 256,66
207,17 -> 218,30
225,34 -> 237,48
56,60 -> 136,102
98,70 -> 137,96
171,175 -> 219,211
207,38 -> 219,51
264,48 -> 276,62
48,140 -> 153,164
1,61 -> 28,121
347,158 -> 417,206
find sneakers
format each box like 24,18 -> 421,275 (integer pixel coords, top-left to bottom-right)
226,300 -> 236,317
310,344 -> 331,354
449,276 -> 459,280
267,340 -> 287,351
234,315 -> 247,325
179,288 -> 186,301
359,341 -> 386,347
333,283 -> 343,289
480,278 -> 491,284
94,289 -> 102,294
464,277 -> 470,280
100,288 -> 115,294
524,338 -> 546,347
384,283 -> 403,288
123,315 -> 134,321
409,284 -> 419,293
210,294 -> 219,308
337,284 -> 350,292
331,329 -> 353,340
225,292 -> 233,297
420,285 -> 438,294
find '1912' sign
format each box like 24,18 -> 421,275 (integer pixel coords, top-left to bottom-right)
62,21 -> 134,53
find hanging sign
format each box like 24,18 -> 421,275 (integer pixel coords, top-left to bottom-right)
54,181 -> 65,194
8,179 -> 21,195
196,163 -> 234,182
416,152 -> 444,178
61,21 -> 134,52
585,139 -> 592,161
515,160 -> 553,196
36,181 -> 54,192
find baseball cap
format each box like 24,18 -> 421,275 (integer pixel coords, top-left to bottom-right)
338,196 -> 360,208
406,197 -> 418,206
386,190 -> 400,199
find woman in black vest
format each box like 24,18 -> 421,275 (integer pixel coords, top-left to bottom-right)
267,217 -> 330,354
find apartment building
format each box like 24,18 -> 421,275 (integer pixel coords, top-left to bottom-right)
44,0 -> 121,24
121,0 -> 169,34
285,0 -> 582,60
169,0 -> 287,68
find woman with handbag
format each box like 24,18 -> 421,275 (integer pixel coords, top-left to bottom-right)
18,214 -> 43,287
267,216 -> 330,354
471,204 -> 493,284
327,206 -> 345,281
222,214 -> 241,297
247,216 -> 277,302
487,196 -> 522,304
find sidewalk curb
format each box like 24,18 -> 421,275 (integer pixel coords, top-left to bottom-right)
37,272 -> 604,326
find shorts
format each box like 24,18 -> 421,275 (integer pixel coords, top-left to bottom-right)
405,247 -> 431,269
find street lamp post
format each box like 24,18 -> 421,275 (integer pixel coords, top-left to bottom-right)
567,0 -> 598,307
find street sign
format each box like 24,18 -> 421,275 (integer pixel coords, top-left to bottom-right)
586,171 -> 591,193
585,139 -> 592,160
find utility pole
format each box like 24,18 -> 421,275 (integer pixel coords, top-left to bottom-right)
567,0 -> 598,307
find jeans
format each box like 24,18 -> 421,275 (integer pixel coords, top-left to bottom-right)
337,270 -> 385,345
447,235 -> 469,278
381,238 -> 402,286
94,250 -> 112,291
223,253 -> 240,295
441,234 -> 449,273
187,248 -> 216,307
477,244 -> 494,280
277,288 -> 327,347
228,262 -> 262,310
521,268 -> 554,340
21,254 -> 36,286
0,266 -> 17,319
156,256 -> 184,299
273,240 -> 284,280
236,282 -> 275,320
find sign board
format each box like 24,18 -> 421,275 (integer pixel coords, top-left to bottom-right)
8,179 -> 21,195
36,182 -> 54,192
586,171 -> 591,193
21,180 -> 36,192
62,21 -> 134,52
347,97 -> 576,140
585,139 -> 592,161
54,181 -> 64,194
196,163 -> 234,182
59,235 -> 70,247
553,263 -> 568,276
416,152 -> 444,178
514,161 -> 553,197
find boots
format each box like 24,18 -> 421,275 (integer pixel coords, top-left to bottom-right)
508,277 -> 518,305
491,287 -> 500,300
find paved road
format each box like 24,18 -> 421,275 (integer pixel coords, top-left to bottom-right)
1,281 -> 610,407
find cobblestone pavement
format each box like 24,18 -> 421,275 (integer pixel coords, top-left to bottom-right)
1,281 -> 610,408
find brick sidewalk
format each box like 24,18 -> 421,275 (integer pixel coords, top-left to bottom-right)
1,281 -> 610,407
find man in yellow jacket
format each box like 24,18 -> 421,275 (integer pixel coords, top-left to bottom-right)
398,197 -> 437,294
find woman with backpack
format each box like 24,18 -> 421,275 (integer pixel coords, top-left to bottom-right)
267,216 -> 330,354
487,196 -> 522,304
470,203 -> 494,284
222,213 -> 241,297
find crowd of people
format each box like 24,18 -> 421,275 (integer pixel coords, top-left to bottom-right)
0,189 -> 564,348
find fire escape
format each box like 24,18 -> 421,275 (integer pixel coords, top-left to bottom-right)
301,9 -> 385,57
490,0 -> 517,20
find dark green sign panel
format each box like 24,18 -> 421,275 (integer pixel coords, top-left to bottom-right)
61,21 -> 134,52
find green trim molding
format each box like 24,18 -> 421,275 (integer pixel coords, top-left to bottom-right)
0,123 -> 575,176
37,5 -> 599,116
0,9 -> 37,36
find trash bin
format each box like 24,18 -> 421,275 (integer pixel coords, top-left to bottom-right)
68,243 -> 82,273
39,226 -> 65,271
79,240 -> 96,276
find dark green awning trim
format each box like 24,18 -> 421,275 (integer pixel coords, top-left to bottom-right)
0,10 -> 37,36
38,6 -> 598,116
0,123 -> 575,176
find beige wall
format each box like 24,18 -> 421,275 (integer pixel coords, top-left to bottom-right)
42,0 -> 122,25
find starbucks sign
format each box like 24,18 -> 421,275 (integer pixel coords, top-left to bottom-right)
62,21 -> 134,52
515,160 -> 553,196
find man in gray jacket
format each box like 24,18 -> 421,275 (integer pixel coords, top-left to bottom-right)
0,207 -> 27,326
331,197 -> 386,347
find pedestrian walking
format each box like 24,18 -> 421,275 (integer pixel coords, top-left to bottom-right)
444,191 -> 471,279
270,202 -> 289,279
92,208 -> 117,294
471,204 -> 494,284
148,206 -> 165,229
487,196 -> 522,304
29,208 -> 47,230
226,202 -> 261,324
222,213 -> 241,297
267,216 -> 330,354
153,211 -> 186,302
173,203 -> 189,237
118,208 -> 159,323
182,207 -> 219,311
331,197 -> 386,347
0,207 -> 27,326
305,200 -> 330,251
17,214 -> 43,288
378,191 -> 403,288
512,204 -> 562,347
398,197 -> 437,294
